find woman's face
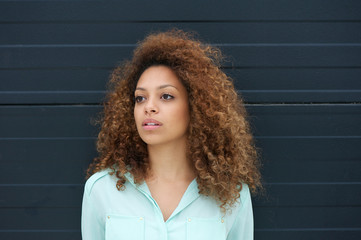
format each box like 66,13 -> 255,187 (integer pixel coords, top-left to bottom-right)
134,65 -> 190,146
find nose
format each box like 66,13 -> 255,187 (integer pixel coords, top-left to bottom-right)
144,98 -> 158,114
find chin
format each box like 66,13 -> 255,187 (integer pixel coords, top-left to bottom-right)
139,136 -> 164,146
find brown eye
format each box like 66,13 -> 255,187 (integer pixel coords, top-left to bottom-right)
135,96 -> 145,103
161,94 -> 174,100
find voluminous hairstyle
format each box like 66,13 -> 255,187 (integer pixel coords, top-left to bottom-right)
88,29 -> 262,210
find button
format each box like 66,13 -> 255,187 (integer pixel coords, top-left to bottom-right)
139,217 -> 144,221
107,216 -> 110,219
188,218 -> 191,222
221,219 -> 224,223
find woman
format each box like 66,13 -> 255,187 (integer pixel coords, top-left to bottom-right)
82,29 -> 262,240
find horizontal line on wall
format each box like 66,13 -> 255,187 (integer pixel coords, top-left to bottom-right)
0,44 -> 134,48
1,103 -> 360,107
0,229 -> 80,233
1,20 -> 361,25
3,204 -> 360,209
1,66 -> 360,71
2,102 -> 361,106
223,66 -> 361,69
248,103 -> 361,105
254,205 -> 361,209
2,90 -> 361,94
241,90 -> 361,93
0,136 -> 359,141
254,136 -> 361,139
256,227 -> 361,232
0,66 -> 358,71
264,182 -> 361,186
1,136 -> 360,140
0,137 -> 97,140
2,182 -> 360,187
0,66 -> 113,70
219,43 -> 361,47
1,43 -> 361,48
0,104 -> 102,108
0,184 -> 83,187
4,228 -> 360,233
0,90 -> 107,94
249,102 -> 361,106
0,103 -> 102,106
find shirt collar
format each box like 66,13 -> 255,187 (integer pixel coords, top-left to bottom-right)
123,172 -> 151,195
123,172 -> 200,221
168,178 -> 200,221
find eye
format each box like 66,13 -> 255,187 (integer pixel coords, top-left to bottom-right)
135,95 -> 145,103
161,93 -> 174,100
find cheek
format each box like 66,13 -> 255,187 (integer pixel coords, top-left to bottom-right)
172,104 -> 190,126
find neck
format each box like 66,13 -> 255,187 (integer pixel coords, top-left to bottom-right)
146,140 -> 195,182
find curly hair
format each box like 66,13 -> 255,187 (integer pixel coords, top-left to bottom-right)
87,29 -> 262,210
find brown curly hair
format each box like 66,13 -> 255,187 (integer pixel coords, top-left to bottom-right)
87,29 -> 262,210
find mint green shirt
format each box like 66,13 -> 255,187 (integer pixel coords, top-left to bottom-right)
81,170 -> 254,240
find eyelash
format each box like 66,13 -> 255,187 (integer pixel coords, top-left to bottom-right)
161,93 -> 174,100
134,96 -> 145,103
134,93 -> 174,103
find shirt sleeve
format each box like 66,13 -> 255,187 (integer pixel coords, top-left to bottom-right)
227,185 -> 254,240
81,183 -> 105,240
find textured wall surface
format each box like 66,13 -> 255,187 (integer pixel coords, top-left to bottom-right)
1,1 -> 360,239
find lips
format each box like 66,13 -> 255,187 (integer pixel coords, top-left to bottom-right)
142,118 -> 162,130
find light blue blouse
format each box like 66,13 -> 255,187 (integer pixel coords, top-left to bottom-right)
81,170 -> 254,240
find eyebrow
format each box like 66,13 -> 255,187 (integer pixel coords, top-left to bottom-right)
135,84 -> 178,91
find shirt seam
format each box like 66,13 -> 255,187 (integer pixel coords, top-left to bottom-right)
86,170 -> 110,196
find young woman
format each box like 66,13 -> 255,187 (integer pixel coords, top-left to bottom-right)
82,29 -> 262,240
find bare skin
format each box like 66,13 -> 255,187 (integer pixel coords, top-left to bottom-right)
146,141 -> 195,221
134,66 -> 195,221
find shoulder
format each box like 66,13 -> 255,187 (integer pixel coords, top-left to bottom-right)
229,183 -> 251,212
84,169 -> 113,196
239,183 -> 251,200
238,183 -> 251,207
228,183 -> 252,218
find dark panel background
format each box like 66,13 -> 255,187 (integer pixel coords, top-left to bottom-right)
1,1 -> 360,239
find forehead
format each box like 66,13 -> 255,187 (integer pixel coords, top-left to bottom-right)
136,65 -> 182,88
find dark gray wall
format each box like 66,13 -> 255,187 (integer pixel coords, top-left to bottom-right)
1,1 -> 360,239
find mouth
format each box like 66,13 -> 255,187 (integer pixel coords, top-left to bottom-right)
142,119 -> 162,130
143,122 -> 160,126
